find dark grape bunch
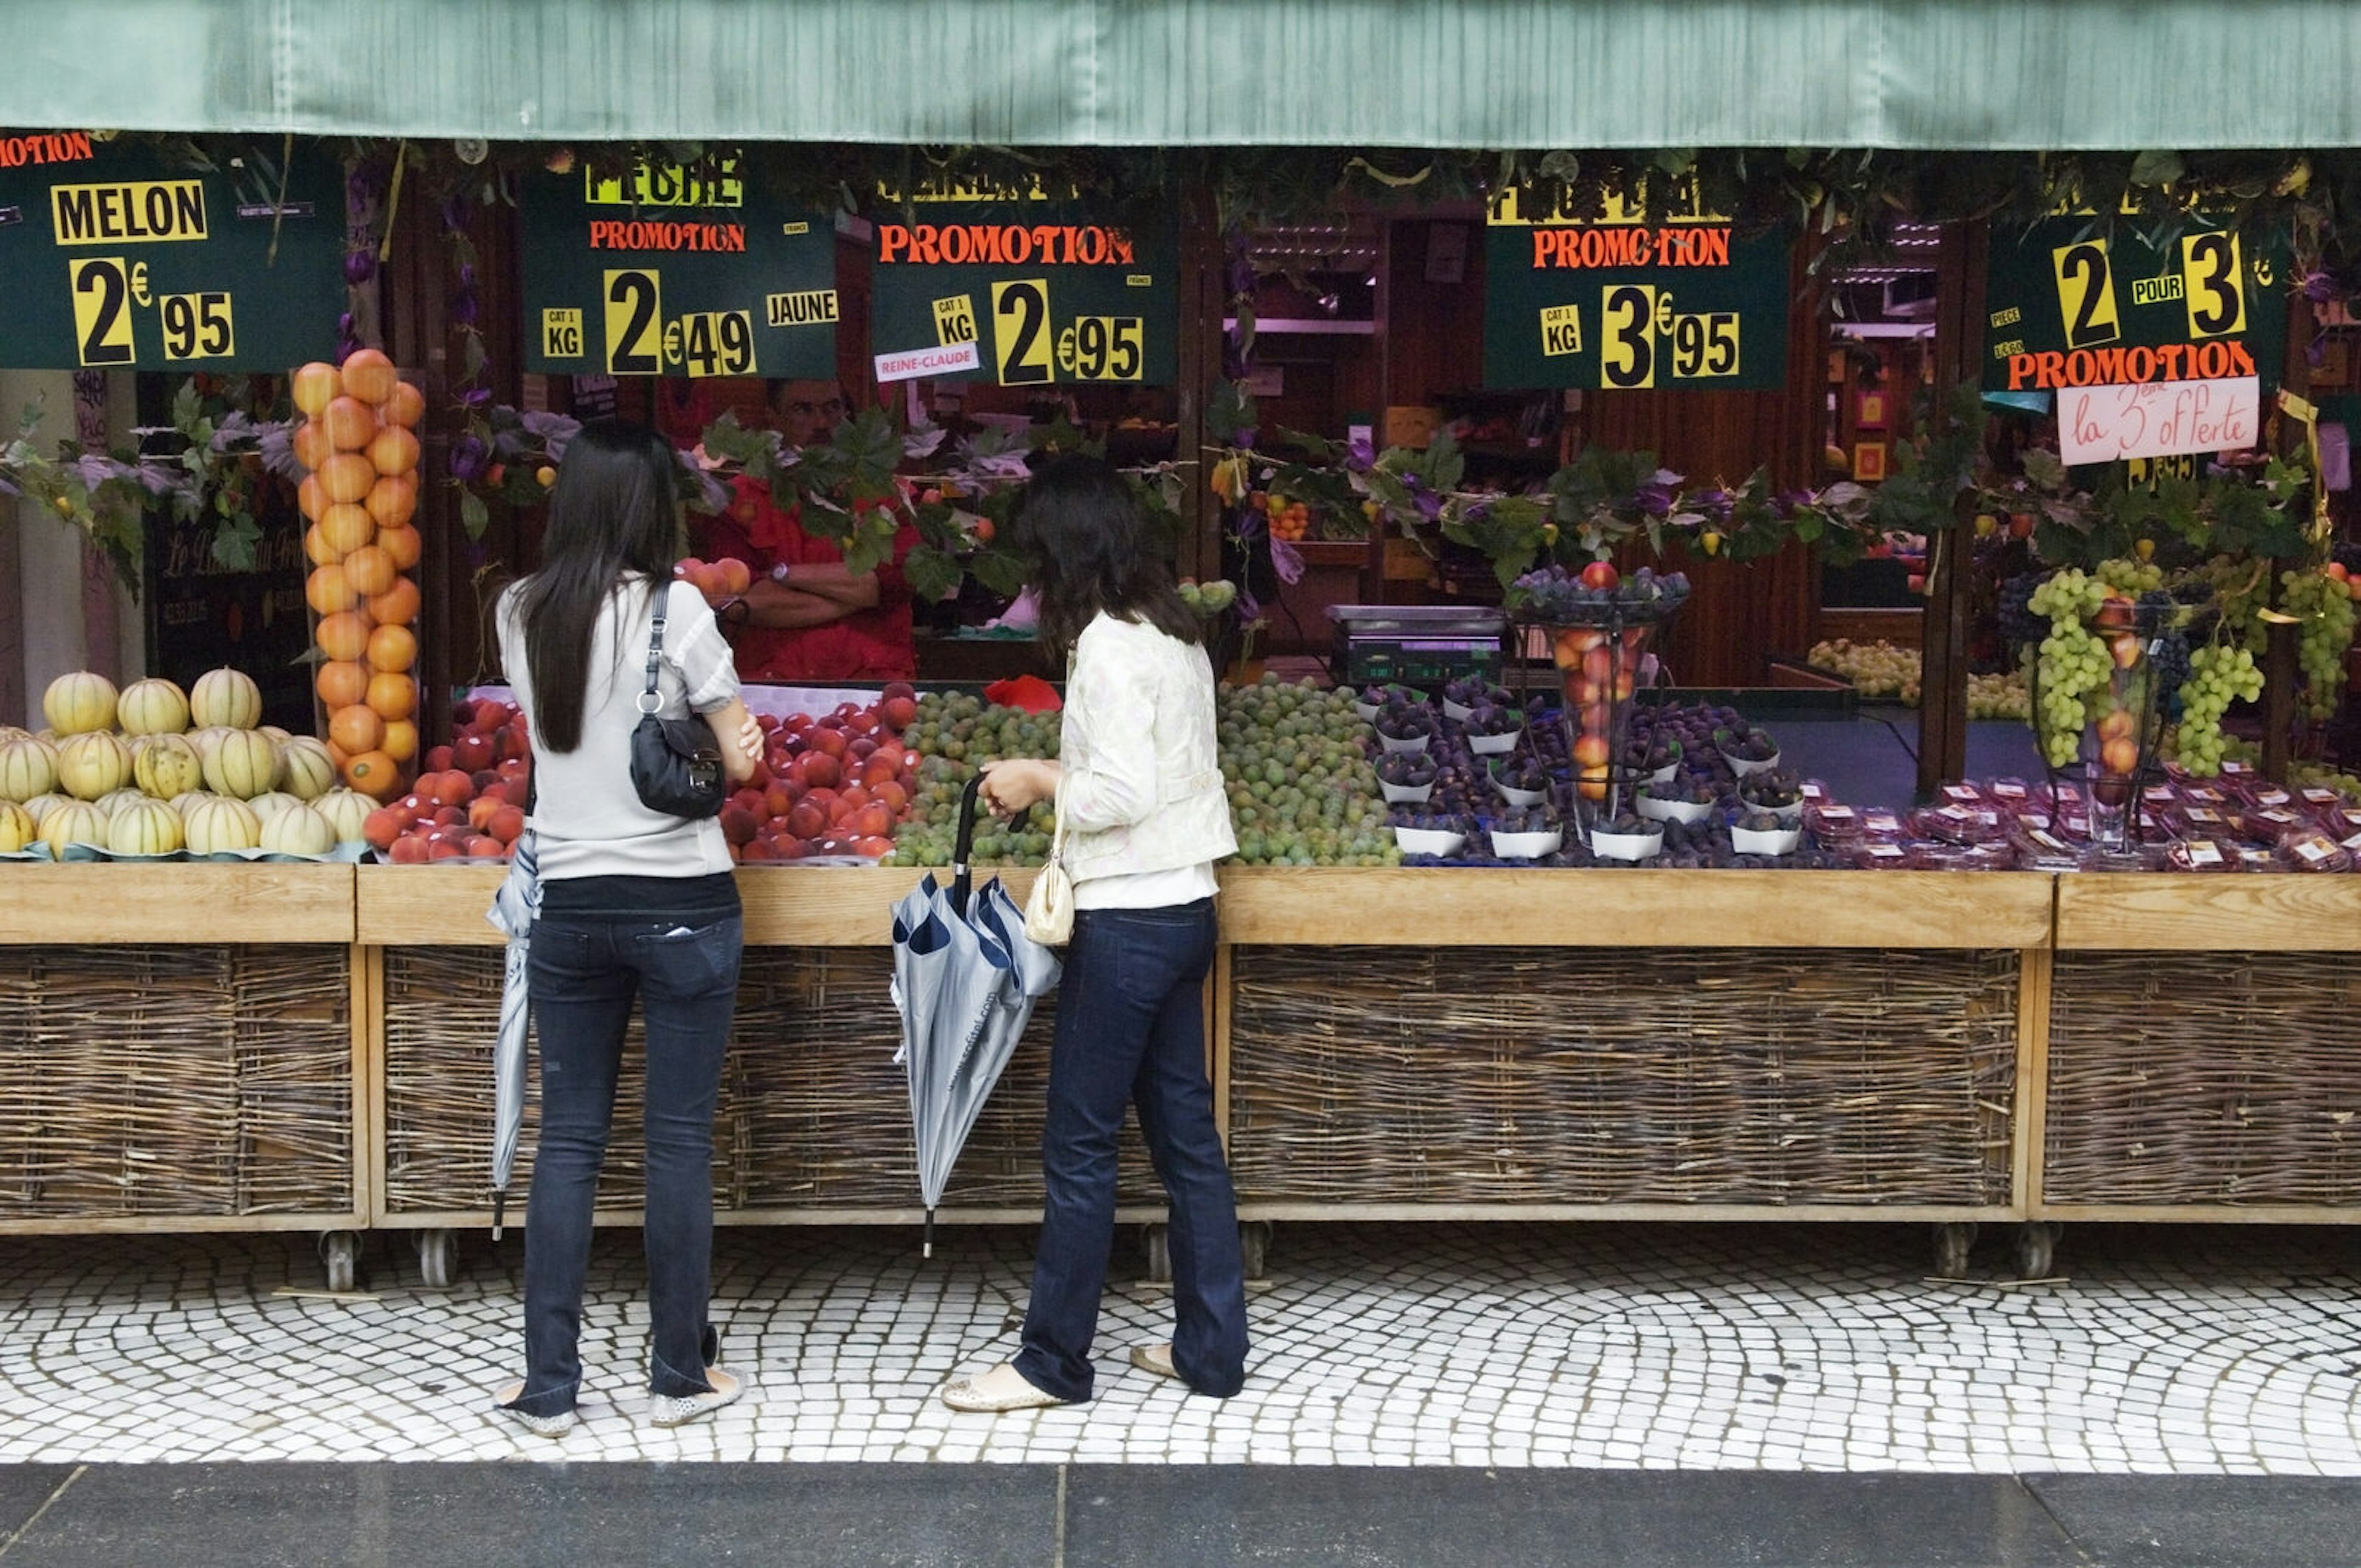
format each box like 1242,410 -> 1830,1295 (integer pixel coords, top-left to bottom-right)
1390,808 -> 1476,834
1492,806 -> 1559,834
1739,771 -> 1804,810
1377,752 -> 1438,787
1644,775 -> 1718,807
1375,705 -> 1436,743
1997,571 -> 2049,648
1736,808 -> 1791,832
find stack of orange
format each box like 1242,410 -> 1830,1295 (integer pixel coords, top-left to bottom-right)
293,348 -> 424,801
1262,492 -> 1312,542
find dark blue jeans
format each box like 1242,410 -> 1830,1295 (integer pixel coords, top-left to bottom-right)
1015,899 -> 1247,1401
508,893 -> 741,1419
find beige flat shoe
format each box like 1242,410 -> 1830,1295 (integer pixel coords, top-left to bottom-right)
651,1366 -> 743,1428
491,1381 -> 577,1438
1128,1343 -> 1179,1382
940,1361 -> 1071,1413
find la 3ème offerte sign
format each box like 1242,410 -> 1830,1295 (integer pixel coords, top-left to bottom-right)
867,185 -> 1178,387
0,133 -> 342,370
521,154 -> 838,379
1984,216 -> 2289,470
1482,186 -> 1792,392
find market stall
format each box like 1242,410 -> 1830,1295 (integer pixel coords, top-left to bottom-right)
0,864 -> 367,1283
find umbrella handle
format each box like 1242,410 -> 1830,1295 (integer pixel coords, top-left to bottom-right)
951,773 -> 988,915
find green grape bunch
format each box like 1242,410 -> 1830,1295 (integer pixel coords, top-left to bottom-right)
2170,644 -> 2263,776
2026,568 -> 2111,767
2277,569 -> 2358,721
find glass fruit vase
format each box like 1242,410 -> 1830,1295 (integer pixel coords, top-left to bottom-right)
1544,613 -> 1660,844
2080,617 -> 2165,849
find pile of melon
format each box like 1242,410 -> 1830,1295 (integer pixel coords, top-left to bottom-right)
0,669 -> 371,860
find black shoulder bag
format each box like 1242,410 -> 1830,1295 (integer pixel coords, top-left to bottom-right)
628,604 -> 727,819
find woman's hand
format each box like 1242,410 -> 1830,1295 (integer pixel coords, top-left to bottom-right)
978,758 -> 1059,817
704,698 -> 765,785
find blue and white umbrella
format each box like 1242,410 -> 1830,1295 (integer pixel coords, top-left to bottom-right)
891,775 -> 1062,1256
484,825 -> 540,1239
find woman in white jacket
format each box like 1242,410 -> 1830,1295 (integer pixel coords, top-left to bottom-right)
942,455 -> 1246,1411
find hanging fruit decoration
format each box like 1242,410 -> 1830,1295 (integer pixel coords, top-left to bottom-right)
291,347 -> 423,800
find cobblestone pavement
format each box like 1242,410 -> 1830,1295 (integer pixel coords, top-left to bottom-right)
1,1221 -> 2355,1471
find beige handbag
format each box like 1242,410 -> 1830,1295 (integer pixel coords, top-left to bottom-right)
1022,778 -> 1075,945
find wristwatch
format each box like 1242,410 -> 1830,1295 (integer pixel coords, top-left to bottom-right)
768,560 -> 794,585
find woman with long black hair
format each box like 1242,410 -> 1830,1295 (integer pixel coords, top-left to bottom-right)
942,454 -> 1248,1412
490,420 -> 763,1436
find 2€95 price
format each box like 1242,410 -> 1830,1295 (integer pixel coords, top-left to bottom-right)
66,256 -> 235,365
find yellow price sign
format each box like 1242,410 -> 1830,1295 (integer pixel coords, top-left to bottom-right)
67,256 -> 136,367
1538,304 -> 1583,357
671,310 -> 757,377
990,280 -> 1053,384
542,307 -> 585,359
1667,310 -> 1740,378
2049,238 -> 2122,350
603,269 -> 663,374
2180,231 -> 2245,340
932,293 -> 978,347
157,291 -> 234,360
1598,283 -> 1657,389
1056,316 -> 1144,380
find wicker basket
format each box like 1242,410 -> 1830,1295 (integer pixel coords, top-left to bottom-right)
0,945 -> 352,1218
382,945 -> 1163,1215
1227,946 -> 2020,1205
2046,952 -> 2361,1206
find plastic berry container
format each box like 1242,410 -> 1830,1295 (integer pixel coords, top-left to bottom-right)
2277,829 -> 2354,873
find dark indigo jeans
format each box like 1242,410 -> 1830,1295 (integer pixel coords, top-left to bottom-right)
507,885 -> 741,1419
1015,898 -> 1248,1401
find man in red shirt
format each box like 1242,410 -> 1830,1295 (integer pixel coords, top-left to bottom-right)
700,378 -> 921,682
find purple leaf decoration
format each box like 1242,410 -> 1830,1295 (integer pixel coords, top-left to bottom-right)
1270,538 -> 1305,585
1237,586 -> 1262,622
1347,433 -> 1374,467
210,412 -> 253,451
520,409 -> 580,443
1415,489 -> 1443,521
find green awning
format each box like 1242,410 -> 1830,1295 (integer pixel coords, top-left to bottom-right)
8,0 -> 2360,151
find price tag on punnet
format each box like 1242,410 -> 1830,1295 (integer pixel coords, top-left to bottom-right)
1479,183 -> 1792,392
0,131 -> 342,369
867,188 -> 1178,385
518,151 -> 838,378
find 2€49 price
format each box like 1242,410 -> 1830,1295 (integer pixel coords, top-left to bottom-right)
66,256 -> 235,364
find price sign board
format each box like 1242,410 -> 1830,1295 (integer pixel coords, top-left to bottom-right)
868,192 -> 1176,385
521,154 -> 837,378
1982,215 -> 2287,396
1482,187 -> 1790,391
0,133 -> 341,370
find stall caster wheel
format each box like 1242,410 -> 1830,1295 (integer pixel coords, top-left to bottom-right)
1239,1221 -> 1271,1281
414,1228 -> 458,1290
1932,1222 -> 1977,1278
2013,1223 -> 2059,1281
320,1231 -> 361,1293
1142,1224 -> 1171,1285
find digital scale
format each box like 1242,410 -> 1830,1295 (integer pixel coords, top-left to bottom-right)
1325,604 -> 1507,687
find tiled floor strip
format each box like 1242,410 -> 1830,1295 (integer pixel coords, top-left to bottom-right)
1,1221 -> 2354,1471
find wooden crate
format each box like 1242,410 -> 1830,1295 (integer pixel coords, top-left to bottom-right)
2042,951 -> 2361,1209
0,945 -> 354,1221
1225,945 -> 2022,1211
378,944 -> 1161,1221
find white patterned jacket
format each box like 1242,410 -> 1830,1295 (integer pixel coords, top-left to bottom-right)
1056,612 -> 1238,884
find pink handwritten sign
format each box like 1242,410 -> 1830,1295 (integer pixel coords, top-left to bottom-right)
2057,377 -> 2260,465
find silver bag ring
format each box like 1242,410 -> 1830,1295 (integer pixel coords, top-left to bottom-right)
636,690 -> 663,716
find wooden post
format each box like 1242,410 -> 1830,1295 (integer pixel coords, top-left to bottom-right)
2261,288 -> 2317,785
1916,221 -> 1986,795
1173,185 -> 1226,586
